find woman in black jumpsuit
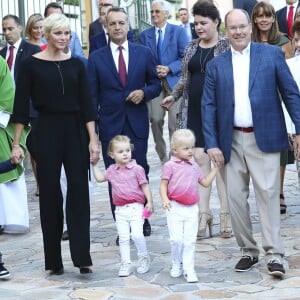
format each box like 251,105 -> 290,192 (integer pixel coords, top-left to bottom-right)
11,13 -> 99,275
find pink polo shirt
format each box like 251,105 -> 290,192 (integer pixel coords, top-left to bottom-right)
104,159 -> 148,206
161,156 -> 204,205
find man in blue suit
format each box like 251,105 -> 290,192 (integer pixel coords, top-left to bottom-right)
139,0 -> 188,164
202,9 -> 300,278
89,3 -> 135,55
88,7 -> 161,241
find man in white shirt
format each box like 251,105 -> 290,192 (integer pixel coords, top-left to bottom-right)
178,8 -> 197,42
202,9 -> 300,279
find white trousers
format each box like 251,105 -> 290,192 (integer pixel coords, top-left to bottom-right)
166,201 -> 198,272
0,172 -> 29,233
115,202 -> 148,263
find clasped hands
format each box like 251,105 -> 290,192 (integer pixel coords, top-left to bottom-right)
10,145 -> 24,164
89,137 -> 100,165
207,148 -> 225,169
156,65 -> 170,79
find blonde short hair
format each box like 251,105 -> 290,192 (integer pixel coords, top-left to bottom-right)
171,129 -> 195,148
107,135 -> 134,155
25,13 -> 44,38
43,13 -> 70,36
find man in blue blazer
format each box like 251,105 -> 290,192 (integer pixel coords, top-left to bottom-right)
178,8 -> 197,42
276,0 -> 300,39
202,9 -> 300,278
89,3 -> 135,55
88,7 -> 161,238
139,0 -> 188,164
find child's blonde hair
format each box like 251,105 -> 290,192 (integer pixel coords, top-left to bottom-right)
171,129 -> 195,148
107,135 -> 134,155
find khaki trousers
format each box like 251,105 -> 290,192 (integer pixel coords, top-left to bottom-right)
147,85 -> 181,162
224,130 -> 284,260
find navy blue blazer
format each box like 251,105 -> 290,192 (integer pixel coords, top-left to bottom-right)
89,29 -> 135,55
276,4 -> 300,36
89,19 -> 103,41
189,23 -> 198,40
87,42 -> 161,142
233,0 -> 258,17
139,23 -> 188,89
202,42 -> 300,163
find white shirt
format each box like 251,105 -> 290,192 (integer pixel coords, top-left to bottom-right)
182,22 -> 192,42
5,38 -> 22,83
110,40 -> 129,73
103,27 -> 109,44
231,43 -> 253,127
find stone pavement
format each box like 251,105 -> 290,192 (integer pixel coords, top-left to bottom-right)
1,134 -> 300,300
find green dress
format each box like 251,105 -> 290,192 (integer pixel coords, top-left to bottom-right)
0,56 -> 28,183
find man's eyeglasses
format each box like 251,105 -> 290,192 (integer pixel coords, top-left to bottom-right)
227,24 -> 249,32
150,10 -> 162,14
99,3 -> 113,7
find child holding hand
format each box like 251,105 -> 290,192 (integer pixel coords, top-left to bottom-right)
93,135 -> 153,277
160,129 -> 218,283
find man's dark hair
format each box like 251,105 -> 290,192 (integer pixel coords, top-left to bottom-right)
2,14 -> 22,26
178,8 -> 188,13
44,2 -> 63,17
106,6 -> 128,22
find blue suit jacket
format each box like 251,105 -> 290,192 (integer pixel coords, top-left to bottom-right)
276,4 -> 300,37
87,42 -> 161,142
202,42 -> 300,163
233,0 -> 257,17
139,23 -> 188,89
89,29 -> 135,55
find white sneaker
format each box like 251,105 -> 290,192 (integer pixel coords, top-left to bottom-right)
184,270 -> 198,283
137,255 -> 150,274
118,262 -> 131,277
170,261 -> 182,278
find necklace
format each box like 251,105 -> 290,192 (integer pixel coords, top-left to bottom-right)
199,46 -> 214,73
53,61 -> 65,95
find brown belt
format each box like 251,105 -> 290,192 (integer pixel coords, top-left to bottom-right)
234,126 -> 254,133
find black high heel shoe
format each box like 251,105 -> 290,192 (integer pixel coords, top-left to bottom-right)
50,267 -> 64,275
80,267 -> 92,274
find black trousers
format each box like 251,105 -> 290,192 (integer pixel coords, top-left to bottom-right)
36,112 -> 92,270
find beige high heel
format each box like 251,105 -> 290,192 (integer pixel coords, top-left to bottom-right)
220,212 -> 232,238
197,213 -> 213,238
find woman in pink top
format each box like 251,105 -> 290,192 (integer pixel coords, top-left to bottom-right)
160,129 -> 218,283
93,135 -> 153,277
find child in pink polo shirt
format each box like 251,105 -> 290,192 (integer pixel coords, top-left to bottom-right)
93,135 -> 153,277
160,129 -> 218,283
